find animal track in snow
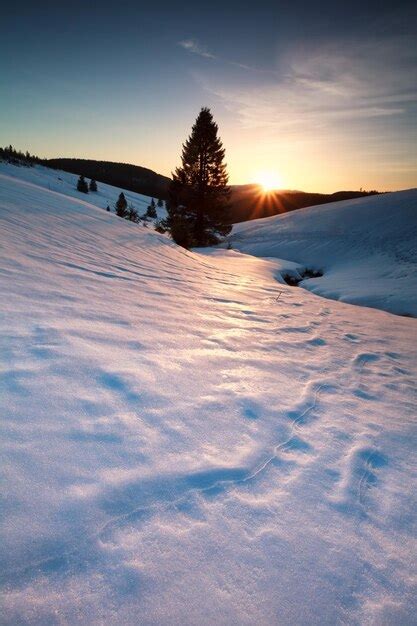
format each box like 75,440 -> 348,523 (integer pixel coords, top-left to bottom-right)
1,374 -> 330,589
329,444 -> 388,515
357,448 -> 388,505
344,333 -> 360,343
353,353 -> 381,369
83,383 -> 329,548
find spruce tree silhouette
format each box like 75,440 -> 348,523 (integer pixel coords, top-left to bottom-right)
76,175 -> 89,193
168,107 -> 231,247
115,192 -> 128,218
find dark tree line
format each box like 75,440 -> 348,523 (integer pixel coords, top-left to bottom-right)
47,158 -> 170,200
0,145 -> 43,166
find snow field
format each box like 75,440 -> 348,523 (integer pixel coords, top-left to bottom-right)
0,164 -> 416,625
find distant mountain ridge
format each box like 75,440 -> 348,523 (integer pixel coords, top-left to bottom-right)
229,184 -> 380,223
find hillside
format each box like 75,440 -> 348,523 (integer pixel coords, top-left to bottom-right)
46,157 -> 171,201
39,155 -> 377,223
231,189 -> 417,317
229,184 -> 380,223
1,164 -> 416,625
0,161 -> 167,224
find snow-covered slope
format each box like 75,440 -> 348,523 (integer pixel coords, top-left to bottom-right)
1,166 -> 416,625
0,161 -> 167,222
231,190 -> 417,317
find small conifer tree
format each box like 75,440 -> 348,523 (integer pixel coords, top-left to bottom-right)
146,203 -> 157,219
115,192 -> 128,218
89,179 -> 98,192
127,205 -> 139,222
77,175 -> 89,193
154,219 -> 168,234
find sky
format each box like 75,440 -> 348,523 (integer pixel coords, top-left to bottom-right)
1,0 -> 416,191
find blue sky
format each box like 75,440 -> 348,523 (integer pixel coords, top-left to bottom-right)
1,0 -> 416,190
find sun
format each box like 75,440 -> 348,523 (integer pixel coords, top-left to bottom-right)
255,171 -> 283,193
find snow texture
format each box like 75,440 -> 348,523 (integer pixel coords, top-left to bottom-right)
0,163 -> 416,625
231,189 -> 417,317
0,161 -> 166,223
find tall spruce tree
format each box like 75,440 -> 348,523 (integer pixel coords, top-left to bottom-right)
168,107 -> 231,247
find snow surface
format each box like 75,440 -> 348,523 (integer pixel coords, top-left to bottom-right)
0,161 -> 167,223
1,163 -> 417,625
231,190 -> 417,317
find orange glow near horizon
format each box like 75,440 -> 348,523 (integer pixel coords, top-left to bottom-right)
254,171 -> 284,193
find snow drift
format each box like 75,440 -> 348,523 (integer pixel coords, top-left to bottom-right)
1,163 -> 416,625
231,189 -> 417,317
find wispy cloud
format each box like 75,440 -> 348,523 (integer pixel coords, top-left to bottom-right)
178,39 -> 216,59
198,38 -> 417,138
178,39 -> 274,75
